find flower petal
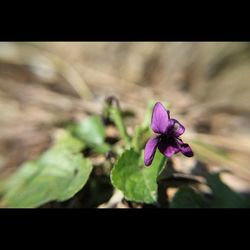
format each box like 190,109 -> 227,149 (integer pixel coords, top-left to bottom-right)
151,102 -> 170,134
177,139 -> 193,157
171,119 -> 185,137
158,137 -> 180,158
144,136 -> 159,166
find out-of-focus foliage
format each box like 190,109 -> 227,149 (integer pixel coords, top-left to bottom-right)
68,115 -> 110,153
170,173 -> 250,208
207,173 -> 250,208
170,187 -> 206,208
70,115 -> 105,146
0,130 -> 92,208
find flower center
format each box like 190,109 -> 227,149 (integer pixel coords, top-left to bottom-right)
160,134 -> 172,141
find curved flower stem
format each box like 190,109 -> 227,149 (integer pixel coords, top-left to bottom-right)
109,106 -> 131,147
158,156 -> 167,176
103,97 -> 131,148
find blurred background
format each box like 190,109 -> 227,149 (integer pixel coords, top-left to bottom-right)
0,42 -> 250,200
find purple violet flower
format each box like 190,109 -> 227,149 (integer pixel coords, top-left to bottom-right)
144,102 -> 193,166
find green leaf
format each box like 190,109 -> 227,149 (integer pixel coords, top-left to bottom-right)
207,173 -> 250,208
111,148 -> 166,204
1,130 -> 93,208
170,187 -> 207,208
169,174 -> 250,208
72,115 -> 105,146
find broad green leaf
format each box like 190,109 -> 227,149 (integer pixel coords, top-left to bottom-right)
170,187 -> 207,208
1,130 -> 92,208
111,148 -> 166,204
72,115 -> 105,146
207,173 -> 250,208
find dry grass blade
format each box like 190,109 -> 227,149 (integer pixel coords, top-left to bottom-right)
187,133 -> 250,182
0,43 -> 94,100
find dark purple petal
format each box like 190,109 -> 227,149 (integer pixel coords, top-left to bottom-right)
144,136 -> 160,166
170,119 -> 185,137
151,102 -> 170,134
176,139 -> 193,157
158,137 -> 180,158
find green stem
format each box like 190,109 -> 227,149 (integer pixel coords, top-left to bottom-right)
110,106 -> 131,147
158,156 -> 167,176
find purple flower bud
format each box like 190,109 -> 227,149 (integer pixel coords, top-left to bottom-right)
144,102 -> 193,166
